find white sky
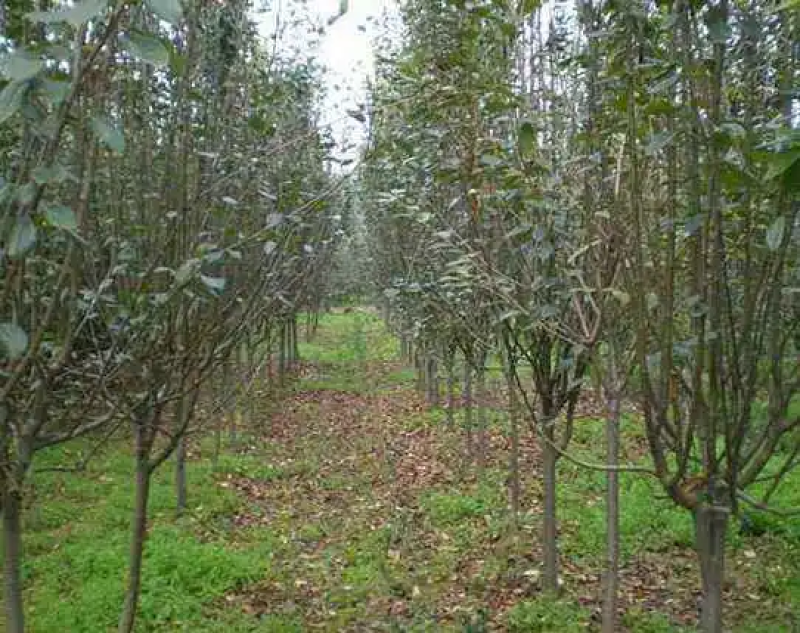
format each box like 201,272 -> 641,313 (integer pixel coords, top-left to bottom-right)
256,0 -> 399,167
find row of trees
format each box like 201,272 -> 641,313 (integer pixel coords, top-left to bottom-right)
360,0 -> 799,631
0,1 -> 341,631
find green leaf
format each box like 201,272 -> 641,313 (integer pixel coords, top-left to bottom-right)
770,0 -> 800,12
124,31 -> 170,67
518,121 -> 535,157
200,275 -> 226,294
0,323 -> 28,360
518,0 -> 542,15
37,79 -> 70,106
8,214 -> 37,259
90,116 -> 125,153
765,148 -> 800,182
0,50 -> 43,81
705,5 -> 730,44
339,0 -> 349,14
0,80 -> 28,125
609,289 -> 630,306
766,216 -> 785,252
45,205 -> 77,231
26,0 -> 108,27
644,131 -> 673,156
146,0 -> 182,24
175,259 -> 200,286
32,164 -> 72,185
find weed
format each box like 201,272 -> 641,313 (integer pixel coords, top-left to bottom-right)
506,596 -> 590,632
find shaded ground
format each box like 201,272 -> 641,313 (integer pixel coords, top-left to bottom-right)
217,312 -> 800,632
20,310 -> 800,632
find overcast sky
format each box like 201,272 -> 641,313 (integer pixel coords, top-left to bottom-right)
256,0 -> 398,165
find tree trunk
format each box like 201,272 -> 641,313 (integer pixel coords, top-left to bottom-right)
476,351 -> 487,470
695,504 -> 729,633
3,488 -> 25,633
463,361 -> 473,459
446,355 -> 455,428
382,298 -> 390,324
415,351 -> 425,394
503,353 -> 521,528
175,436 -> 187,517
426,356 -> 439,406
291,315 -> 299,365
542,421 -> 559,593
212,423 -> 222,469
278,322 -> 287,386
602,394 -> 621,633
119,445 -> 152,633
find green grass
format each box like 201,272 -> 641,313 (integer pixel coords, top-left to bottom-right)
12,309 -> 800,632
23,443 -> 274,632
507,597 -> 591,632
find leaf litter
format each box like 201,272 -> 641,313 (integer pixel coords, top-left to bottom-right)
211,351 -> 796,632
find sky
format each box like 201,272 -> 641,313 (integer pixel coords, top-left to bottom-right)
256,0 -> 399,167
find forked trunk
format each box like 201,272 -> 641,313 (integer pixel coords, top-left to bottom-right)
695,504 -> 729,633
3,487 -> 25,633
542,422 -> 558,593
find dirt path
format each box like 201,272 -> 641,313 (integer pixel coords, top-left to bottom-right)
213,324 -> 796,632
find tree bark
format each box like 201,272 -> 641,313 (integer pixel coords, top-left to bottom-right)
602,393 -> 621,633
119,430 -> 152,633
415,351 -> 425,395
503,351 -> 521,528
426,356 -> 439,406
542,421 -> 559,593
291,315 -> 299,365
278,322 -> 287,386
695,504 -> 729,633
463,361 -> 473,459
3,487 -> 25,633
445,353 -> 455,428
476,350 -> 487,470
175,435 -> 187,517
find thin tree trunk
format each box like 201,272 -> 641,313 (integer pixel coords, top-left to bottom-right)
3,487 -> 25,633
291,315 -> 299,365
476,350 -> 487,470
174,381 -> 197,517
119,436 -> 152,633
278,322 -> 287,386
602,393 -> 621,633
426,356 -> 439,406
695,505 -> 729,633
415,351 -> 425,394
175,435 -> 187,517
463,360 -> 473,459
542,421 -> 558,593
503,352 -> 521,528
212,423 -> 222,469
446,353 -> 455,428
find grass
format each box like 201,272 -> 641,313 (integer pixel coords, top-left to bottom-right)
24,446 -> 273,632
12,308 -> 800,632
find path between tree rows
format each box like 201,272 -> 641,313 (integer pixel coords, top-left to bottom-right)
205,313 -> 791,632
